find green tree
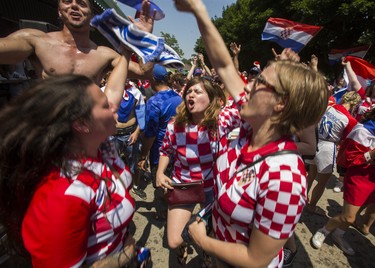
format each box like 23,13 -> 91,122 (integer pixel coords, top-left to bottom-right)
160,31 -> 185,59
194,0 -> 375,78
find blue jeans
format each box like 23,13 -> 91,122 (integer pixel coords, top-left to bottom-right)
112,133 -> 141,175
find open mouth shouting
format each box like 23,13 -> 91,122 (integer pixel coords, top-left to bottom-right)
187,99 -> 195,110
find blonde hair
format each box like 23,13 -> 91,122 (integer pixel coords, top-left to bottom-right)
271,60 -> 328,135
174,77 -> 226,135
340,91 -> 361,106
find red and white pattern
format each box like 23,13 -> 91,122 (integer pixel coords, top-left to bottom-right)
212,93 -> 306,268
160,105 -> 242,191
337,122 -> 375,168
336,122 -> 375,206
22,141 -> 135,267
280,27 -> 293,39
356,97 -> 375,121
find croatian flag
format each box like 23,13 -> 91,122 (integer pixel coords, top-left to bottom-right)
345,56 -> 375,90
328,45 -> 370,65
261,17 -> 322,53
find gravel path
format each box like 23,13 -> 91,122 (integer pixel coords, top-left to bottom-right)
130,173 -> 375,268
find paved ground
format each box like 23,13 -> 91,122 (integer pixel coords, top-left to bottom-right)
1,173 -> 375,268
129,173 -> 375,268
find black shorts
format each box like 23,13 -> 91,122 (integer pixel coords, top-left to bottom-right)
336,165 -> 347,177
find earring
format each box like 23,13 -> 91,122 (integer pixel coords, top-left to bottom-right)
84,128 -> 90,134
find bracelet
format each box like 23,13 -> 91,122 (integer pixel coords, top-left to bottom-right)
117,251 -> 123,268
117,247 -> 132,268
123,247 -> 132,263
364,151 -> 372,162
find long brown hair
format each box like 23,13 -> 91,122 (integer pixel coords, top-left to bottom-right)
174,77 -> 226,134
0,75 -> 94,256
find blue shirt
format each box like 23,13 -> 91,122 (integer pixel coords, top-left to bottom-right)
144,89 -> 182,165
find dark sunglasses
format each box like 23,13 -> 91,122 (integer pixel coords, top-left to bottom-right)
252,74 -> 286,96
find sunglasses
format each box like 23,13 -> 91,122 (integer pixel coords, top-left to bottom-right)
251,74 -> 286,96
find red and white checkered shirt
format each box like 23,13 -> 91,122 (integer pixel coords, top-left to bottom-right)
22,140 -> 135,267
213,94 -> 307,268
160,105 -> 242,192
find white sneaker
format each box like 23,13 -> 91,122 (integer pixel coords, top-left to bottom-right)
331,229 -> 355,255
333,181 -> 343,193
311,229 -> 328,249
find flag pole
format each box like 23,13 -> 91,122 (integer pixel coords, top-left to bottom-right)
363,44 -> 372,60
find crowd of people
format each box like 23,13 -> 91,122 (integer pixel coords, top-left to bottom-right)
0,0 -> 374,267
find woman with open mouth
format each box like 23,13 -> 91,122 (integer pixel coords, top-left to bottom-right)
156,76 -> 241,267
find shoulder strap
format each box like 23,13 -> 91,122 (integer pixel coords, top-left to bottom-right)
237,150 -> 300,174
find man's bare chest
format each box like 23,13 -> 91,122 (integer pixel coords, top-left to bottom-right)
35,44 -> 108,80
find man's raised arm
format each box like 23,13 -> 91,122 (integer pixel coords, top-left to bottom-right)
0,29 -> 42,65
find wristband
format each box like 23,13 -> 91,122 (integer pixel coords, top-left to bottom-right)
364,151 -> 372,162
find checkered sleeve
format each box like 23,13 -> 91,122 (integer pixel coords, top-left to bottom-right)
218,107 -> 241,130
253,155 -> 307,239
160,122 -> 175,157
233,91 -> 248,110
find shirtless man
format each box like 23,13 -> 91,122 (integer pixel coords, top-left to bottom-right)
0,0 -> 154,86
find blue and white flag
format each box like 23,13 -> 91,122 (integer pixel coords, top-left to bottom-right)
91,9 -> 184,68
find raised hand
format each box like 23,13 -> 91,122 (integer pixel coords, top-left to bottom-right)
173,0 -> 204,13
272,48 -> 300,62
310,54 -> 318,71
191,55 -> 198,66
230,42 -> 241,56
198,53 -> 205,64
341,57 -> 350,67
129,0 -> 156,33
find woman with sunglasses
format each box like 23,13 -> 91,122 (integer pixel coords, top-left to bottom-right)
173,1 -> 328,267
156,76 -> 241,266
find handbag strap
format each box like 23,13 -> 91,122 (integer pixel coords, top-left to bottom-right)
104,159 -> 128,190
237,150 -> 300,174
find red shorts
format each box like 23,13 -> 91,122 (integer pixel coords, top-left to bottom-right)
344,165 -> 375,206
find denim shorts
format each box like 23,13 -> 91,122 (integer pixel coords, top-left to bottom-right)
111,134 -> 141,174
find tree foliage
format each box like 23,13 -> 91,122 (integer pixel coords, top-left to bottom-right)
194,0 -> 375,79
160,31 -> 185,59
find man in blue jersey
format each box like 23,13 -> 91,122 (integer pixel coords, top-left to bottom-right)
138,64 -> 182,219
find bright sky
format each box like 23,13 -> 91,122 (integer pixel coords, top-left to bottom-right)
118,0 -> 237,59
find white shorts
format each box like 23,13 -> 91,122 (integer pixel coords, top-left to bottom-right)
315,140 -> 336,174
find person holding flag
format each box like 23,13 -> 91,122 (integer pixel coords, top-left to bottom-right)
312,109 -> 375,255
341,56 -> 375,121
